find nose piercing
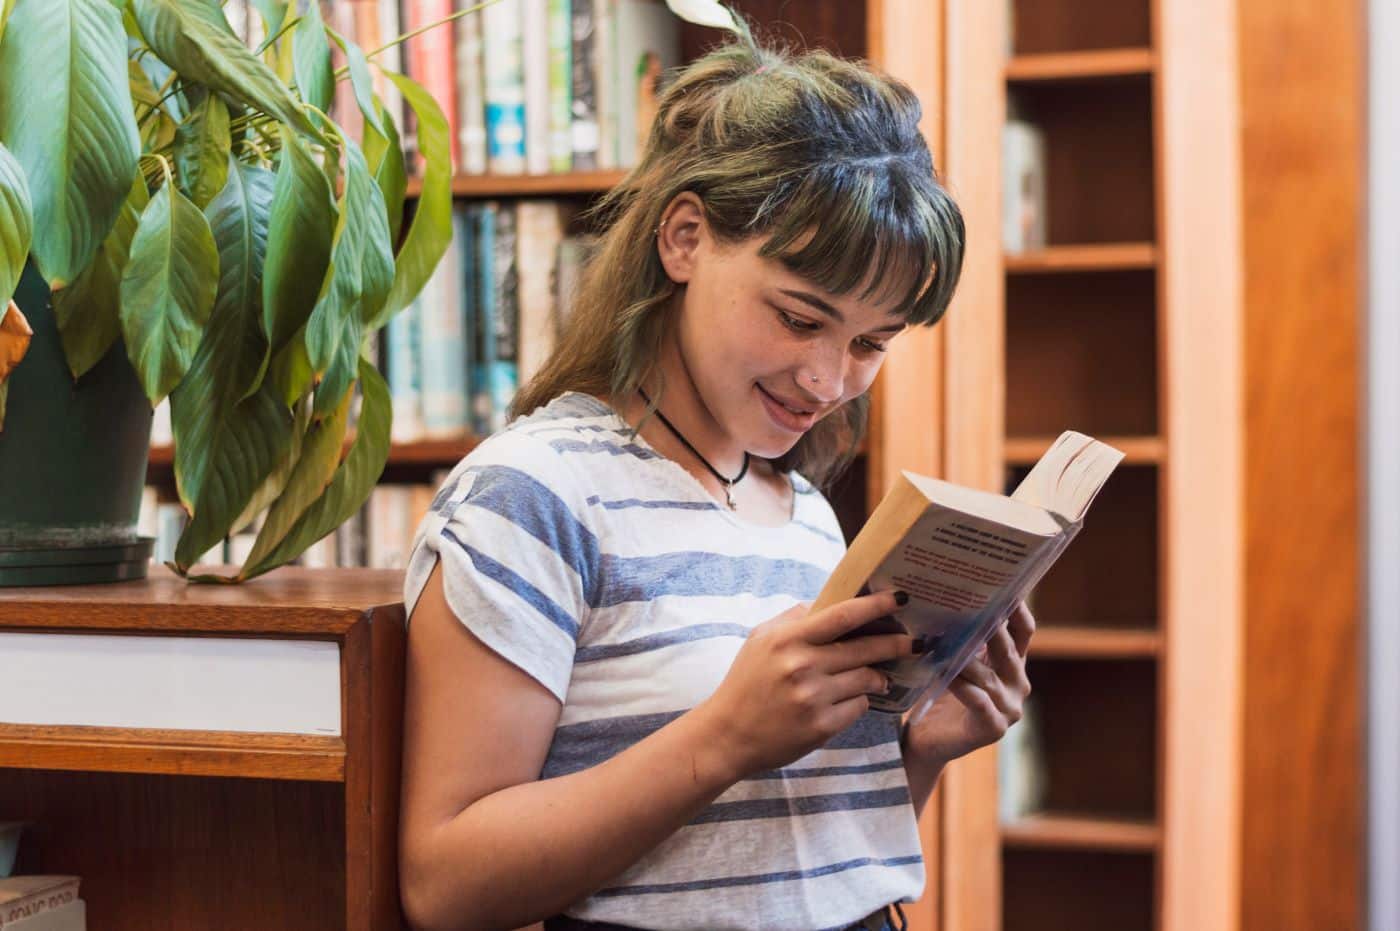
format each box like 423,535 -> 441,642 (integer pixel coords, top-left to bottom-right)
810,374 -> 820,384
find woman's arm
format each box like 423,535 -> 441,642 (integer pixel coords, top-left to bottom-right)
398,562 -> 744,930
400,563 -> 916,931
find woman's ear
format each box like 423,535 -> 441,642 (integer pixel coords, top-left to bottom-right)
656,193 -> 706,284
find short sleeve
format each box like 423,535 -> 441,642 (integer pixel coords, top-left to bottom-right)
403,433 -> 598,702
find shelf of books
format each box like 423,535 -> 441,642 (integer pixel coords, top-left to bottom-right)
994,0 -> 1244,929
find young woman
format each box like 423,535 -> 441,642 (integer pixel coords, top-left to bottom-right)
398,29 -> 1035,931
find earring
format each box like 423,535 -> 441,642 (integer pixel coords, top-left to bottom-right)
654,217 -> 667,237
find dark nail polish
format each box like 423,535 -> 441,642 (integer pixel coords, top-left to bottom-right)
893,590 -> 910,607
912,636 -> 931,654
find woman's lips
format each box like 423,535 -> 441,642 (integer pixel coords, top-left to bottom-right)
757,384 -> 819,432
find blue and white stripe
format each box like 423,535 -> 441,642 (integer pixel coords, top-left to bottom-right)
403,392 -> 924,929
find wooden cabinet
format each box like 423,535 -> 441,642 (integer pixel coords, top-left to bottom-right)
0,570 -> 408,931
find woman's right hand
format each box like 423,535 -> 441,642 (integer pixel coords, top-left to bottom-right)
695,589 -> 916,778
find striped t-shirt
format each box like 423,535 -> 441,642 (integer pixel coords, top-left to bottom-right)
402,392 -> 925,930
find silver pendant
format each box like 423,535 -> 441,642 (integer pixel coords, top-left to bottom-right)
724,482 -> 737,510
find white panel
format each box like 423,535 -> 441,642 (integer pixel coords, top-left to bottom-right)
1369,1 -> 1400,928
0,633 -> 341,736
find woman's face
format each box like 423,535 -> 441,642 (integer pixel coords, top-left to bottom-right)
658,196 -> 911,459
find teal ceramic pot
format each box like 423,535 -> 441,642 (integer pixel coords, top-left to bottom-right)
0,261 -> 154,584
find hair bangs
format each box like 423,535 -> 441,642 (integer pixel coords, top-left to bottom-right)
758,163 -> 963,327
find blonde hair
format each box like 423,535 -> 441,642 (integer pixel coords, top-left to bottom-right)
512,24 -> 965,488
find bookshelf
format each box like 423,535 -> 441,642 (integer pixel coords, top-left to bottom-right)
915,0 -> 1244,929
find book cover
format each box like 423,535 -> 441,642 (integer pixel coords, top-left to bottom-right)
469,203 -> 496,434
813,431 -> 1125,713
0,876 -> 79,928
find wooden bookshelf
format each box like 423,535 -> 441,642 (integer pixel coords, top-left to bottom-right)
1005,47 -> 1155,83
147,437 -> 478,474
405,169 -> 627,199
1001,813 -> 1161,852
1004,242 -> 1157,273
0,568 -> 408,931
1029,626 -> 1161,659
1004,434 -> 1164,465
954,0 -> 1245,929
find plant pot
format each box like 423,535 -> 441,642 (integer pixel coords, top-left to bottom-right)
0,261 -> 154,585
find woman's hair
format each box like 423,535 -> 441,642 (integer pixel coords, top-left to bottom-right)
511,21 -> 966,488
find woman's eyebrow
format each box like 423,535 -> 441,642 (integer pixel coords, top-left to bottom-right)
777,288 -> 906,333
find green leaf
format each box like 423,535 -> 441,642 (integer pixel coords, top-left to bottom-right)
130,0 -> 323,143
240,355 -> 390,580
327,27 -> 384,139
0,0 -> 16,45
119,177 -> 219,405
292,0 -> 332,117
267,325 -> 313,407
169,159 -> 293,569
171,157 -> 275,511
372,71 -> 452,330
0,0 -> 140,288
173,93 -> 230,209
257,128 -> 333,395
230,394 -> 311,536
241,384 -> 350,572
364,96 -> 406,244
250,0 -> 288,35
0,143 -> 31,306
305,140 -> 392,417
53,175 -> 147,379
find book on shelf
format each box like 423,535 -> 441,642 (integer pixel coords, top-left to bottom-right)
0,875 -> 82,930
998,691 -> 1048,823
1001,117 -> 1048,253
812,431 -> 1125,713
454,0 -> 489,174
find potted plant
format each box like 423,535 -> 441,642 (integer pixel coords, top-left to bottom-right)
0,0 -> 456,584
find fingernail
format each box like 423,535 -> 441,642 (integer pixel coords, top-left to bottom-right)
893,590 -> 910,607
912,636 -> 932,654
882,676 -> 893,694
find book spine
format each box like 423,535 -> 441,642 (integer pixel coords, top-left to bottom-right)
489,202 -> 519,431
568,0 -> 599,169
591,0 -> 616,169
0,878 -> 82,926
404,0 -> 459,171
523,0 -> 552,175
1001,119 -> 1047,253
482,0 -> 528,174
418,207 -> 472,437
329,2 -> 363,143
454,0 -> 488,174
375,0 -> 405,147
514,200 -> 565,388
546,0 -> 574,173
387,299 -> 425,442
470,203 -> 497,434
611,0 -> 680,168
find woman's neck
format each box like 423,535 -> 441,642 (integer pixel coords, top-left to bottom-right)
623,334 -> 748,478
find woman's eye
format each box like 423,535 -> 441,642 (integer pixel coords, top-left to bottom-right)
778,310 -> 820,332
856,337 -> 889,354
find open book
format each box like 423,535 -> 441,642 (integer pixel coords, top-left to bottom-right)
813,431 -> 1125,714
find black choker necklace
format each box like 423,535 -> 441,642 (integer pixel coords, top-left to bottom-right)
637,388 -> 750,509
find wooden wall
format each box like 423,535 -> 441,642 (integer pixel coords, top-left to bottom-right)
1238,0 -> 1365,927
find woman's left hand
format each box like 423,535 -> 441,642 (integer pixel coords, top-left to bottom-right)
900,601 -> 1036,768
